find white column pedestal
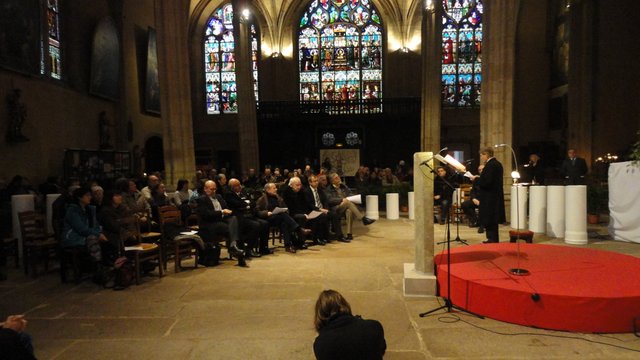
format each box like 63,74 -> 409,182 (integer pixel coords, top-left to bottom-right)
546,186 -> 566,238
46,193 -> 61,235
528,186 -> 547,233
365,195 -> 379,220
408,192 -> 415,220
510,185 -> 528,229
386,193 -> 399,220
565,185 -> 588,245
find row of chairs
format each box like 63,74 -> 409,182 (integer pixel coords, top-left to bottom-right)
9,205 -> 202,285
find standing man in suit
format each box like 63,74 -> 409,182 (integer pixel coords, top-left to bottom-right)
473,147 -> 506,243
560,149 -> 588,185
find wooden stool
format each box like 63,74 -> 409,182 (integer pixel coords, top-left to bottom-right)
509,230 -> 534,244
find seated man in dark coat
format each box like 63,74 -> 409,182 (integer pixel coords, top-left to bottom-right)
324,174 -> 375,241
303,175 -> 332,244
223,178 -> 269,257
434,166 -> 456,225
460,165 -> 484,233
196,180 -> 244,262
283,177 -> 328,246
256,183 -> 311,253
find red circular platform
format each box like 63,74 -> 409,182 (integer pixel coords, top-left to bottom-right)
434,243 -> 640,333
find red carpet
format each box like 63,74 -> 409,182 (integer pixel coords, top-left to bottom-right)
434,243 -> 640,333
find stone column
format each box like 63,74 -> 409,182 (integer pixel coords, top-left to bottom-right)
404,152 -> 437,297
153,0 -> 196,186
479,0 -> 521,217
567,0 -> 594,165
420,5 -> 442,153
234,0 -> 260,172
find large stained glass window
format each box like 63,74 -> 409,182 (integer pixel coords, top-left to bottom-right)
204,3 -> 259,115
42,0 -> 62,79
441,0 -> 482,107
298,0 -> 383,112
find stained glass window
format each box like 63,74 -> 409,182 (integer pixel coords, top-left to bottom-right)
441,0 -> 482,107
204,3 -> 259,115
298,0 -> 383,112
42,0 -> 62,79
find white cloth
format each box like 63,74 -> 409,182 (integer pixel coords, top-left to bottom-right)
608,162 -> 640,243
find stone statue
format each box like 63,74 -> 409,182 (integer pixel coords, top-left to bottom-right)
6,89 -> 29,142
98,111 -> 112,149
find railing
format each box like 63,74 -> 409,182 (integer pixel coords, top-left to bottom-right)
257,97 -> 421,120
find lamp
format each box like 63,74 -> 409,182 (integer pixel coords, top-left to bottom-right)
425,0 -> 435,12
240,8 -> 251,23
494,144 -> 520,184
494,143 -> 529,276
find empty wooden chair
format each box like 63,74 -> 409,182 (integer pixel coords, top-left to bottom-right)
118,215 -> 163,285
158,205 -> 200,273
18,211 -> 58,277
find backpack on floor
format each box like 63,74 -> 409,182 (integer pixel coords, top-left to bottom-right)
113,257 -> 135,290
198,242 -> 221,267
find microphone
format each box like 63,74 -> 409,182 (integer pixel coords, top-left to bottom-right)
494,144 -> 507,148
420,147 -> 449,166
463,158 -> 474,164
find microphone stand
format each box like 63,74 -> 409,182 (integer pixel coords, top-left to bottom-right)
418,162 -> 482,318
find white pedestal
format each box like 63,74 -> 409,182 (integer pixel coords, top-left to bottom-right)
365,195 -> 379,220
386,193 -> 399,220
546,186 -> 566,238
565,185 -> 588,245
528,186 -> 547,233
46,193 -> 61,234
403,263 -> 437,297
12,194 -> 35,259
408,192 -> 415,220
510,185 -> 529,229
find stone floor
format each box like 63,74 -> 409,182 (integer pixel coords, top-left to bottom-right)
2,216 -> 640,359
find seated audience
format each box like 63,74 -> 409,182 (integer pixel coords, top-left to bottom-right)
381,167 -> 400,186
303,175 -> 332,244
256,183 -> 311,253
224,178 -> 269,257
460,165 -> 485,233
62,187 -> 109,283
140,174 -> 160,202
313,290 -> 386,360
324,174 -> 375,241
196,180 -> 245,265
283,177 -> 328,246
434,166 -> 455,225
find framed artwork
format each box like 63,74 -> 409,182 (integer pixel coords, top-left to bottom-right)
90,17 -> 120,100
319,149 -> 360,177
0,0 -> 40,75
144,27 -> 160,114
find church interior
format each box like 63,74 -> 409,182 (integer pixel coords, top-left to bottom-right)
1,0 -> 640,359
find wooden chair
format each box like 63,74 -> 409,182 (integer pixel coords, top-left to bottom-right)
158,205 -> 199,273
118,215 -> 163,285
18,211 -> 58,277
2,236 -> 19,268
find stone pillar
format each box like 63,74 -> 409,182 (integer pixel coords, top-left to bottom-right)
404,152 -> 437,297
234,0 -> 260,172
480,0 -> 521,218
420,5 -> 442,153
567,0 -> 594,166
153,0 -> 196,186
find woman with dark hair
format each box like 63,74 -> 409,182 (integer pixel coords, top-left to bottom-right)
171,179 -> 192,207
62,187 -> 108,281
313,289 -> 386,360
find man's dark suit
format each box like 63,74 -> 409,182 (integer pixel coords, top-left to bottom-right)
560,157 -> 588,185
303,186 -> 330,241
475,158 -> 505,242
223,190 -> 268,252
196,194 -> 237,245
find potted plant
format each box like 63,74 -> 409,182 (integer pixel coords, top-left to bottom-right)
587,183 -> 607,224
